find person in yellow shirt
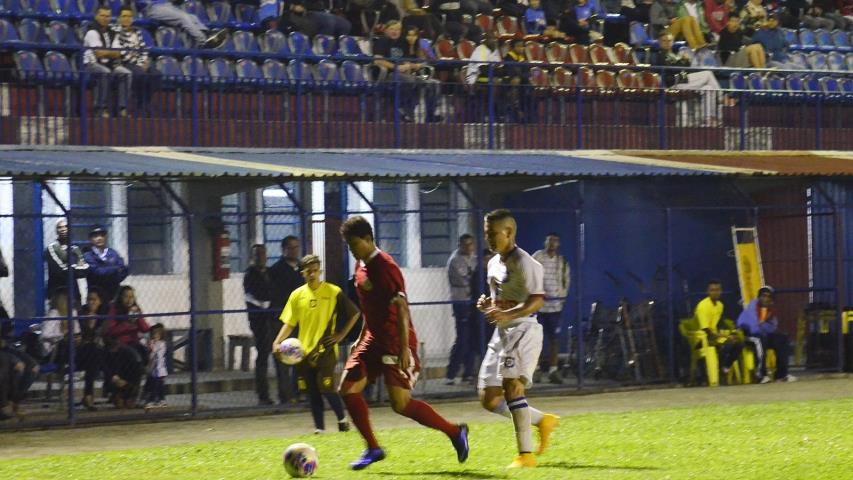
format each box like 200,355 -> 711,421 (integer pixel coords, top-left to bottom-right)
273,254 -> 361,433
693,280 -> 743,375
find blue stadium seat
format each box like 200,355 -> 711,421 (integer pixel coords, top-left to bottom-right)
139,27 -> 154,48
819,76 -> 840,94
419,37 -> 436,60
814,29 -> 834,52
747,72 -> 765,91
182,0 -> 209,24
155,25 -> 186,49
827,51 -> 846,71
262,58 -> 289,86
74,18 -> 90,42
785,74 -> 805,92
233,2 -> 256,28
206,1 -> 233,28
337,35 -> 364,57
214,30 -> 233,51
629,21 -> 657,47
847,53 -> 853,70
155,54 -> 183,87
14,49 -> 44,81
839,77 -> 853,94
695,48 -> 719,68
783,28 -> 800,50
803,74 -> 821,93
788,51 -> 808,69
729,72 -> 746,90
232,30 -> 258,52
19,0 -> 55,19
288,31 -> 309,56
17,18 -> 43,43
312,33 -> 335,56
766,73 -> 786,94
180,55 -> 210,84
315,58 -> 338,83
341,59 -> 367,83
287,59 -> 313,84
105,0 -> 120,16
831,29 -> 851,52
235,58 -> 263,85
76,0 -> 96,19
43,49 -> 76,83
207,57 -> 235,85
51,0 -> 80,20
807,51 -> 828,70
46,19 -> 76,45
0,17 -> 19,41
259,29 -> 288,54
798,29 -> 816,50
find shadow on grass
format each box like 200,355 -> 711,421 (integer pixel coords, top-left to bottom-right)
373,471 -> 509,479
540,461 -> 662,471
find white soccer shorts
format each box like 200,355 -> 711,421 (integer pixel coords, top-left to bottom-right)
477,320 -> 543,391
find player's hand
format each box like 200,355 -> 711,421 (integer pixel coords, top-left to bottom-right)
476,294 -> 492,312
398,348 -> 411,371
485,308 -> 514,326
322,332 -> 345,347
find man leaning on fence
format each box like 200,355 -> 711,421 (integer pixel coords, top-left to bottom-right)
445,234 -> 478,385
532,233 -> 570,384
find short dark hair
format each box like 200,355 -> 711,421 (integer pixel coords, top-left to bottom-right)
545,232 -> 560,239
708,279 -> 722,287
119,5 -> 133,14
340,216 -> 374,240
281,235 -> 299,248
458,233 -> 474,243
251,243 -> 265,251
150,323 -> 165,333
485,208 -> 513,224
96,5 -> 110,13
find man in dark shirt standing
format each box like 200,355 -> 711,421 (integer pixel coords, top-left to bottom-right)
244,244 -> 277,405
267,235 -> 304,404
83,225 -> 129,303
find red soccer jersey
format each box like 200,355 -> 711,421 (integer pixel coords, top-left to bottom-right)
354,249 -> 418,354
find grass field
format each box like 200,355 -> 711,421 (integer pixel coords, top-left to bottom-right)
2,395 -> 852,480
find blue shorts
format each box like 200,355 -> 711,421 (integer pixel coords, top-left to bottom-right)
537,311 -> 562,339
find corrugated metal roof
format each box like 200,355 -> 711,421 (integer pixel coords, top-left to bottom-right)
0,147 -> 847,179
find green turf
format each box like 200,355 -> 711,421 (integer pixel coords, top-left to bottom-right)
3,398 -> 852,480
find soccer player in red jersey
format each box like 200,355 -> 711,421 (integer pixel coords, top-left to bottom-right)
338,216 -> 470,470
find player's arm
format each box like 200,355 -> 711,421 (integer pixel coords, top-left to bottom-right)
323,293 -> 362,347
271,323 -> 295,358
272,293 -> 297,358
485,294 -> 545,327
391,293 -> 412,370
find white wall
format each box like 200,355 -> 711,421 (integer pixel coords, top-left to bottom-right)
0,178 -> 13,317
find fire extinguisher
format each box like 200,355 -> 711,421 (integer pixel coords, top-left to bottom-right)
213,228 -> 231,281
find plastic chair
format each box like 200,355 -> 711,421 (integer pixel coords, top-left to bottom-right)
232,30 -> 259,52
262,58 -> 288,86
524,40 -> 545,63
17,18 -> 44,43
235,58 -> 263,84
14,49 -> 45,81
287,31 -> 310,56
312,34 -> 335,56
337,35 -> 364,57
679,318 -> 720,387
545,42 -> 567,64
207,57 -> 236,85
259,29 -> 288,54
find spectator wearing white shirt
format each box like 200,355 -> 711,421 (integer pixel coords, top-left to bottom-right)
465,32 -> 501,85
83,7 -> 131,118
113,6 -> 160,117
532,232 -> 570,384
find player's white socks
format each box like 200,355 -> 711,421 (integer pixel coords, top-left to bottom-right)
491,399 -> 544,425
508,397 -> 534,454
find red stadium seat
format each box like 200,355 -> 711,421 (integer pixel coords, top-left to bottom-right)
551,66 -> 575,92
577,66 -> 596,90
474,13 -> 494,33
613,42 -> 635,65
435,38 -> 457,59
545,42 -> 568,64
595,69 -> 617,94
456,39 -> 475,60
617,69 -> 637,92
529,66 -> 550,89
496,15 -> 519,40
589,44 -> 612,65
524,41 -> 546,63
568,43 -> 590,64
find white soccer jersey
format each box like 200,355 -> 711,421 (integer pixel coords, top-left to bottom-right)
487,246 -> 545,325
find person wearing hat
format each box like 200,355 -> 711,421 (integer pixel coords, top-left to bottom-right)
272,254 -> 361,434
736,286 -> 797,384
83,224 -> 129,304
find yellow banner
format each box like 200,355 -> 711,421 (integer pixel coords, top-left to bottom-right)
736,242 -> 762,303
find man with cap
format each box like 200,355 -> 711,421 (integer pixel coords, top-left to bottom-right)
736,286 -> 797,384
83,225 -> 129,303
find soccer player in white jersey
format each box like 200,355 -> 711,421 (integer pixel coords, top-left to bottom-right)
476,209 -> 560,469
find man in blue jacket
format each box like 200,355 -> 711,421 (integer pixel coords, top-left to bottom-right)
84,225 -> 129,303
736,286 -> 797,384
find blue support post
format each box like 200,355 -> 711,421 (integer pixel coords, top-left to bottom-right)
575,206 -> 584,390
665,207 -> 675,380
32,182 -> 45,317
487,65 -> 495,149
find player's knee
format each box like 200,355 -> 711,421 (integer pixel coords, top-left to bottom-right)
389,396 -> 409,414
479,393 -> 501,411
502,378 -> 524,399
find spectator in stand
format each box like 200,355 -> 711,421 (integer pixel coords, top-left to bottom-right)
106,285 -> 150,363
465,31 -> 501,85
401,0 -> 445,40
501,39 -> 531,123
430,0 -> 483,41
603,0 -> 646,43
499,0 -> 530,18
348,0 -> 400,38
113,7 -> 160,117
719,16 -> 766,67
0,323 -> 38,421
737,286 -> 797,384
373,22 -> 442,123
651,0 -> 708,48
83,224 -> 129,305
678,0 -> 712,42
704,0 -> 732,35
45,219 -> 89,307
77,288 -> 107,411
244,244 -> 278,406
812,0 -> 853,30
268,236 -> 304,405
445,235 -> 478,385
532,233 -> 570,385
751,15 -> 800,69
102,333 -> 144,408
739,0 -> 768,36
0,348 -> 20,421
136,0 -> 227,48
779,0 -> 835,30
83,7 -> 130,118
42,288 -> 81,365
142,323 -> 168,408
279,0 -> 351,37
0,247 -> 8,322
653,33 -> 727,126
634,0 -> 655,22
843,0 -> 853,23
464,0 -> 496,16
525,0 -> 549,35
